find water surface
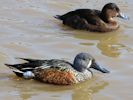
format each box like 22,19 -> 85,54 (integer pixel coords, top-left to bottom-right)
0,0 -> 133,100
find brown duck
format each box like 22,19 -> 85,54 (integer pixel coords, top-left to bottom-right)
55,3 -> 129,32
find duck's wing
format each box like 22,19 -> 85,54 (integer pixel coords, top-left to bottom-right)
5,59 -> 49,71
5,59 -> 73,71
75,9 -> 101,16
55,9 -> 101,21
5,59 -> 73,76
73,9 -> 101,25
5,59 -> 49,77
60,14 -> 100,31
16,58 -> 48,64
55,10 -> 77,20
61,15 -> 88,29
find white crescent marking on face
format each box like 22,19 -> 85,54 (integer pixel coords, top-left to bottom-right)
87,60 -> 92,68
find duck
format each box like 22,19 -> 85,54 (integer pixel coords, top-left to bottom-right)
55,3 -> 129,32
5,53 -> 109,85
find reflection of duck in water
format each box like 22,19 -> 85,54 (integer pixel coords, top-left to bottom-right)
5,53 -> 109,85
73,32 -> 126,57
55,3 -> 128,32
72,79 -> 109,100
11,76 -> 108,100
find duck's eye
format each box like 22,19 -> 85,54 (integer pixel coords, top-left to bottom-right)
113,8 -> 119,12
81,56 -> 87,60
82,58 -> 86,60
112,8 -> 116,11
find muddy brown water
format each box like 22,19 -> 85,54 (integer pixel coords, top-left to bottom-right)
0,0 -> 133,100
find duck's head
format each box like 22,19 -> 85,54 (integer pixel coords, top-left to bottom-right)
101,3 -> 129,23
73,53 -> 110,73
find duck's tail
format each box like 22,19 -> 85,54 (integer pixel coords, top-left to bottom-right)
54,15 -> 62,20
5,64 -> 24,77
5,63 -> 36,79
5,58 -> 42,78
5,58 -> 47,78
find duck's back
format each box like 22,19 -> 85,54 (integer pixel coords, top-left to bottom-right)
59,9 -> 101,22
75,9 -> 101,17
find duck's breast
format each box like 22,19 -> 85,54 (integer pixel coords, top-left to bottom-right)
74,70 -> 93,82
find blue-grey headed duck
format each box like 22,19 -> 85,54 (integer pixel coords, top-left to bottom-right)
5,53 -> 109,85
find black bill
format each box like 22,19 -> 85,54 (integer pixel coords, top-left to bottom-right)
90,62 -> 110,73
117,13 -> 129,20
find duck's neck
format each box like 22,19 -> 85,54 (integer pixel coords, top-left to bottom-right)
100,9 -> 119,31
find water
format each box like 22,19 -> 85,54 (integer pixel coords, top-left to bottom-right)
0,0 -> 133,100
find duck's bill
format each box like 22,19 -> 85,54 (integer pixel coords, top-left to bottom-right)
90,62 -> 110,73
117,13 -> 129,20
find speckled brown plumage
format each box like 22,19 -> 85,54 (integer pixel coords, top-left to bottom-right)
34,68 -> 77,85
